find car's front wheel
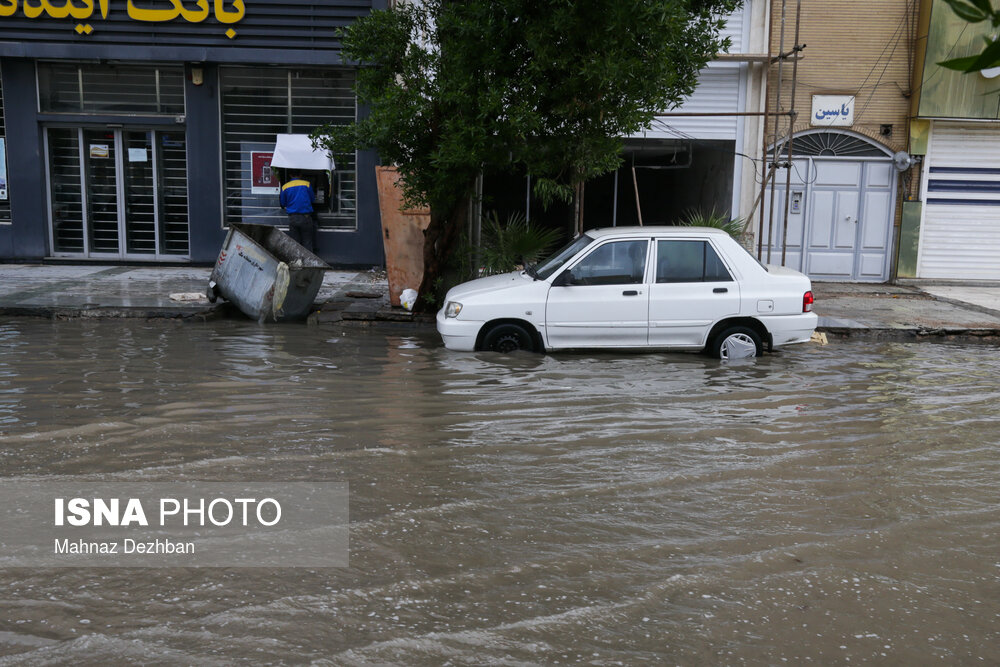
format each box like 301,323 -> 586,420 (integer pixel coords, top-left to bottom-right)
481,323 -> 537,353
710,326 -> 762,360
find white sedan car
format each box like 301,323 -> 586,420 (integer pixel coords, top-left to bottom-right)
436,226 -> 817,359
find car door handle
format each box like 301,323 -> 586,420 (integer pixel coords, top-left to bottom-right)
713,287 -> 728,293
622,290 -> 639,296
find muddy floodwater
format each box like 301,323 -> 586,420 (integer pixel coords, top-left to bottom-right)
0,319 -> 998,665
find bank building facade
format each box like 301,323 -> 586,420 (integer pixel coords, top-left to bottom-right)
0,0 -> 385,265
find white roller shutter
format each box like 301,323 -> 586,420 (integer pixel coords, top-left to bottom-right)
919,122 -> 1000,279
718,4 -> 747,53
632,6 -> 746,142
643,65 -> 742,141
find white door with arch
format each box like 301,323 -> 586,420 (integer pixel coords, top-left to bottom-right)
761,131 -> 897,282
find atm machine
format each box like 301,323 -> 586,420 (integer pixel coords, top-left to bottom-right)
270,134 -> 336,215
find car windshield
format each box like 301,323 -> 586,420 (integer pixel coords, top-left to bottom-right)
531,234 -> 594,280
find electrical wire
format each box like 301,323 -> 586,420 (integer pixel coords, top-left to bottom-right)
646,118 -> 770,184
851,0 -> 914,110
855,0 -> 915,123
656,116 -> 824,188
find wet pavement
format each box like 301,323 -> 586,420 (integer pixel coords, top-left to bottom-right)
0,264 -> 399,323
812,282 -> 1000,340
2,263 -> 1000,342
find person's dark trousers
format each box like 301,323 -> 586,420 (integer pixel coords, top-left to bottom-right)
287,213 -> 317,253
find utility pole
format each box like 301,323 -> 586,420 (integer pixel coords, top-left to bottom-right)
757,0 -> 804,266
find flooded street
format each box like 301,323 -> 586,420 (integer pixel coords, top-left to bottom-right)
0,318 -> 998,664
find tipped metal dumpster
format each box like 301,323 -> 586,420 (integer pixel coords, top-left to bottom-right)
207,223 -> 329,322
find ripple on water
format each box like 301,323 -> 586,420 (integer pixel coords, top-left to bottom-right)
0,322 -> 998,663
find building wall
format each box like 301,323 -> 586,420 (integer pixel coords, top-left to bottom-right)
766,0 -> 917,151
914,0 -> 1000,120
752,0 -> 921,281
906,0 -> 1000,280
736,0 -> 770,231
618,1 -> 763,228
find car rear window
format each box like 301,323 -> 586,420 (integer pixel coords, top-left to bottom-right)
655,240 -> 733,283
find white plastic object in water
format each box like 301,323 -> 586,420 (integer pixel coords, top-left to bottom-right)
400,288 -> 418,311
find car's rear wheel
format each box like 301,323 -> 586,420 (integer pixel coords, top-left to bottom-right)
711,326 -> 762,360
481,323 -> 537,353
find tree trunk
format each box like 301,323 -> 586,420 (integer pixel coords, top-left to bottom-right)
414,198 -> 468,313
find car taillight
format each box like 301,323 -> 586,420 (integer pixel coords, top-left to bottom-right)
803,291 -> 814,313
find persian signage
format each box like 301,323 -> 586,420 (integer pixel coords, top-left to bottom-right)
811,95 -> 855,127
0,0 -> 370,60
0,0 -> 246,38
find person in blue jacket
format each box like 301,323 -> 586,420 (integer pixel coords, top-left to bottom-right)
279,172 -> 317,252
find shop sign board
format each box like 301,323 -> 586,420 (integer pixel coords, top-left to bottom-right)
0,0 -> 246,39
0,1 -> 375,62
811,95 -> 855,127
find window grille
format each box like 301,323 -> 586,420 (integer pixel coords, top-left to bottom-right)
38,63 -> 185,116
773,132 -> 887,158
221,67 -> 357,230
0,68 -> 9,223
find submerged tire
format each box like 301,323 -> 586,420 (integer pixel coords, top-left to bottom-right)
711,326 -> 762,360
481,323 -> 537,354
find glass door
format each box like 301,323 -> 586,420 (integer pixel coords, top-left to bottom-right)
48,128 -> 85,254
123,130 -> 156,255
156,131 -> 190,256
47,127 -> 189,259
82,129 -> 121,255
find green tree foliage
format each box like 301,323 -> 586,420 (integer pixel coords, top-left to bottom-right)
313,0 -> 742,309
938,0 -> 1000,72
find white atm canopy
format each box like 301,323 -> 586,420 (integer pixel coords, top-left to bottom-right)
270,134 -> 335,171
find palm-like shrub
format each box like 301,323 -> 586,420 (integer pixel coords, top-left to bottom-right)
680,209 -> 746,240
479,211 -> 561,276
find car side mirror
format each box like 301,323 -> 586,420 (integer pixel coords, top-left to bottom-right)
552,270 -> 574,287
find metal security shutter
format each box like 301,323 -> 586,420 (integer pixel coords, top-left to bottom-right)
635,7 -> 745,141
719,5 -> 747,53
654,65 -> 741,140
221,67 -> 356,229
0,67 -> 8,223
38,63 -> 185,115
919,123 -> 1000,279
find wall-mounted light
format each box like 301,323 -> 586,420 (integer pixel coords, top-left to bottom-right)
191,67 -> 204,86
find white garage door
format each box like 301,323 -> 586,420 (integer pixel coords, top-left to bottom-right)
920,123 -> 1000,279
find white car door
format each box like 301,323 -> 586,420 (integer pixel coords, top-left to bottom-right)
648,239 -> 740,347
545,239 -> 650,347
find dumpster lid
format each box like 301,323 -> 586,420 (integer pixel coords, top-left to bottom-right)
270,134 -> 335,172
